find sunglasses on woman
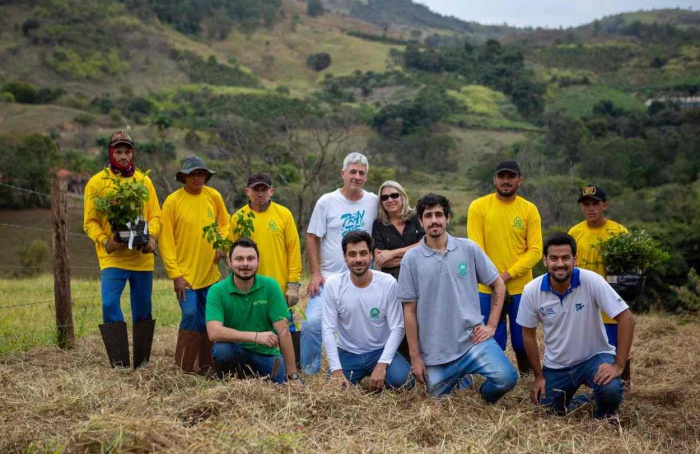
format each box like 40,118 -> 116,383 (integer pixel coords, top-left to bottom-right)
380,193 -> 401,201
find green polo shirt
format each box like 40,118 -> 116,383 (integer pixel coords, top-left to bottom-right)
206,273 -> 290,355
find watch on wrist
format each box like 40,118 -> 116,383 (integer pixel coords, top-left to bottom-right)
287,372 -> 300,380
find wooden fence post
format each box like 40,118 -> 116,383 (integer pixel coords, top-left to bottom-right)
52,178 -> 75,350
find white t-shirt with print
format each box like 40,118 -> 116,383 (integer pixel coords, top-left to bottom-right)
517,268 -> 628,369
321,271 -> 404,372
307,189 -> 378,278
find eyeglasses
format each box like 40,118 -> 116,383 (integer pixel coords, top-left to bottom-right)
380,193 -> 401,201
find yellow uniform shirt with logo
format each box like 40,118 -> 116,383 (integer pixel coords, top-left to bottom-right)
229,202 -> 302,291
83,168 -> 161,271
568,219 -> 628,324
467,193 -> 543,295
159,186 -> 230,290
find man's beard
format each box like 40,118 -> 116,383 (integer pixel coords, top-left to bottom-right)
550,268 -> 572,283
233,270 -> 256,281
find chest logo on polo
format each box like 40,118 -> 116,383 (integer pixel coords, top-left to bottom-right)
369,307 -> 380,320
538,306 -> 557,317
575,302 -> 585,311
252,300 -> 268,306
268,220 -> 278,232
341,210 -> 366,236
207,206 -> 214,219
513,216 -> 524,230
457,262 -> 468,276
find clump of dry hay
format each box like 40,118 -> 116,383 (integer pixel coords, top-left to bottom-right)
1,314 -> 699,453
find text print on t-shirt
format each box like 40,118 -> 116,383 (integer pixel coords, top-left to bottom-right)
340,210 -> 366,236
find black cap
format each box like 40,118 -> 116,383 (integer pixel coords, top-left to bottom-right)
247,173 -> 272,188
578,184 -> 607,203
176,156 -> 215,183
494,160 -> 521,176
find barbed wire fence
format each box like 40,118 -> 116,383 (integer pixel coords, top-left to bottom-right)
0,179 -> 173,349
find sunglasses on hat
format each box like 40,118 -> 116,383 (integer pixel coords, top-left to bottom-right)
380,193 -> 401,201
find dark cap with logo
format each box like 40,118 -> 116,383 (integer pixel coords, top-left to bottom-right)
494,160 -> 521,176
578,184 -> 607,203
176,156 -> 215,184
109,131 -> 134,149
247,173 -> 272,188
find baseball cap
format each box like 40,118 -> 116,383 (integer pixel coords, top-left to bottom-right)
494,160 -> 521,176
578,184 -> 607,203
247,173 -> 272,188
109,131 -> 134,148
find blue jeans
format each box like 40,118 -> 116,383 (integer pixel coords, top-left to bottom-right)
179,287 -> 210,333
101,268 -> 153,324
337,348 -> 414,389
605,323 -> 618,348
211,342 -> 287,383
300,289 -> 323,374
541,353 -> 623,419
426,337 -> 518,402
480,292 -> 525,352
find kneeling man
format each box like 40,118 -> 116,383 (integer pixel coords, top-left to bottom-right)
398,193 -> 518,401
517,232 -> 635,418
322,231 -> 413,390
206,238 -> 300,384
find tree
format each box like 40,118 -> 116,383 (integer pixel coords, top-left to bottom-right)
307,0 -> 324,17
306,53 -> 331,72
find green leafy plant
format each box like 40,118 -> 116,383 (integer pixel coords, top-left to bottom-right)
202,220 -> 233,253
671,268 -> 700,313
92,169 -> 150,228
231,210 -> 256,239
597,229 -> 670,275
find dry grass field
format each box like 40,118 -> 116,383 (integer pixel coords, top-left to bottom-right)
1,311 -> 699,453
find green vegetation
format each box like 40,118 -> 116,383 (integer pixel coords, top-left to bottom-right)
551,85 -> 646,118
92,170 -> 151,227
598,230 -> 670,274
0,134 -> 58,209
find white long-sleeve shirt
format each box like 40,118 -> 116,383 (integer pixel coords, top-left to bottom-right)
322,271 -> 405,372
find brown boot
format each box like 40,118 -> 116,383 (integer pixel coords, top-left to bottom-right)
197,332 -> 216,377
174,330 -> 200,373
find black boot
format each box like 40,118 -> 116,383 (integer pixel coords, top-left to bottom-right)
514,350 -> 532,375
99,321 -> 130,368
133,319 -> 156,369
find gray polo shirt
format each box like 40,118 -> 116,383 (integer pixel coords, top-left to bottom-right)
397,234 -> 499,366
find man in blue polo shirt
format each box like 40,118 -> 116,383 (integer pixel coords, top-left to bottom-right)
397,193 -> 518,401
517,232 -> 635,419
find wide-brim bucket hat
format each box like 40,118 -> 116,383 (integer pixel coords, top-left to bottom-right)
176,156 -> 215,184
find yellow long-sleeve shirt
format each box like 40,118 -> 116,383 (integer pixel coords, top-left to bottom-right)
568,219 -> 628,323
467,193 -> 543,295
229,202 -> 301,291
158,186 -> 230,290
83,168 -> 161,271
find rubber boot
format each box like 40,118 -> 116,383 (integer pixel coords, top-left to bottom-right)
291,330 -> 302,370
514,349 -> 532,375
133,318 -> 156,369
174,330 -> 200,373
99,321 -> 130,368
621,357 -> 631,390
197,332 -> 216,377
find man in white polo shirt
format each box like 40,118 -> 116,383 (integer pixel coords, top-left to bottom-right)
322,230 -> 412,390
517,232 -> 635,419
302,152 -> 379,374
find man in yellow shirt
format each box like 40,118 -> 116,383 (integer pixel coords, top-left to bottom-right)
467,160 -> 542,374
568,184 -> 628,347
229,173 -> 302,351
84,131 -> 161,369
159,156 -> 230,375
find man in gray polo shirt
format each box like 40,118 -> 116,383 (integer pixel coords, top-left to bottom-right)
397,193 -> 518,401
517,232 -> 635,419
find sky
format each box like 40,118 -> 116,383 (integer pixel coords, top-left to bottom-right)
415,0 -> 698,28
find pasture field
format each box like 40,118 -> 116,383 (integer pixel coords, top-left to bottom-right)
1,276 -> 699,452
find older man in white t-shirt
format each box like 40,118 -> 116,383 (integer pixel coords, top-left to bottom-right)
322,231 -> 412,390
301,152 -> 379,375
517,232 -> 635,419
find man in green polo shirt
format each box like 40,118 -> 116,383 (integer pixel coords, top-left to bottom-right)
206,238 -> 300,383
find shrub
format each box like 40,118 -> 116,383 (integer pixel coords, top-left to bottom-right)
597,230 -> 670,275
307,0 -> 325,17
671,268 -> 700,313
2,80 -> 37,103
16,239 -> 50,277
0,92 -> 15,103
306,53 -> 331,72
